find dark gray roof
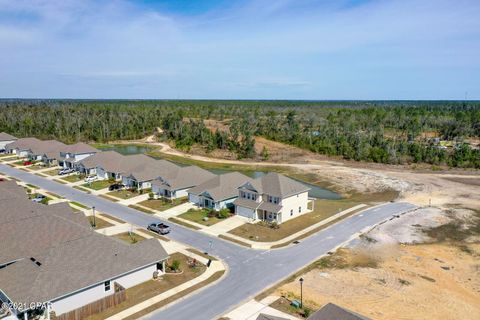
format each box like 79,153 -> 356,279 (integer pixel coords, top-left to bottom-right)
77,150 -> 125,170
188,172 -> 252,202
0,182 -> 169,306
5,137 -> 42,151
233,198 -> 261,210
64,142 -> 98,155
124,157 -> 179,182
29,140 -> 67,157
0,132 -> 17,141
152,165 -> 216,191
241,172 -> 310,198
256,314 -> 289,320
308,303 -> 371,320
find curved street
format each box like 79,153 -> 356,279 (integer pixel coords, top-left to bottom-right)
0,164 -> 416,320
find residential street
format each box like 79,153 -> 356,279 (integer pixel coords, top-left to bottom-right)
0,164 -> 416,320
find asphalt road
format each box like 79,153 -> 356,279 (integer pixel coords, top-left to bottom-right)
0,164 -> 416,320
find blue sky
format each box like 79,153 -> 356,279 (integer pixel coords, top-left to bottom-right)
0,0 -> 479,99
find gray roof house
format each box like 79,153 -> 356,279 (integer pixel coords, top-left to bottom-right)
4,137 -> 42,156
188,172 -> 252,210
121,156 -> 180,190
0,181 -> 169,319
234,172 -> 311,223
151,165 -> 216,199
307,303 -> 371,320
58,142 -> 98,168
28,140 -> 67,163
0,132 -> 17,151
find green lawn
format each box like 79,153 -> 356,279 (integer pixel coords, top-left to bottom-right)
178,208 -> 224,226
128,205 -> 155,214
44,169 -> 60,176
107,189 -> 141,200
69,201 -> 90,210
28,164 -> 48,171
60,174 -> 83,183
138,197 -> 188,212
83,180 -> 112,190
73,186 -> 92,193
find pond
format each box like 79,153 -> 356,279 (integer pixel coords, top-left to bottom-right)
96,144 -> 342,200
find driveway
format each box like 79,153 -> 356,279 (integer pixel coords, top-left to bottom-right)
0,164 -> 416,320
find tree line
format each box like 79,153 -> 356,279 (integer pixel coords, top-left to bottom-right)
0,100 -> 478,168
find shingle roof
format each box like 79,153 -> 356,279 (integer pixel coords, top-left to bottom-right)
0,132 -> 17,141
77,151 -> 125,170
152,165 -> 216,191
5,137 -> 42,151
0,182 -> 169,306
64,142 -> 98,155
243,172 -> 310,198
188,172 -> 252,202
233,198 -> 261,210
30,140 -> 67,157
307,303 -> 371,320
256,314 -> 289,320
124,157 -> 180,182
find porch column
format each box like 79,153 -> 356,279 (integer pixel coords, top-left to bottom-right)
162,261 -> 166,273
47,303 -> 51,320
24,312 -> 28,320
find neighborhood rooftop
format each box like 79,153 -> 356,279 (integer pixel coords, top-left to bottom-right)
152,165 -> 216,191
188,171 -> 253,202
0,181 -> 169,306
247,172 -> 311,198
0,132 -> 17,141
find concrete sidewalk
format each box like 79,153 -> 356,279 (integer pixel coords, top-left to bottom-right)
224,296 -> 299,320
203,215 -> 248,236
106,260 -> 225,320
154,202 -> 195,218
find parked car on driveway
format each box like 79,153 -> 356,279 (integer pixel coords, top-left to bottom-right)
31,194 -> 46,203
147,223 -> 171,235
108,183 -> 125,191
58,168 -> 73,175
84,175 -> 98,183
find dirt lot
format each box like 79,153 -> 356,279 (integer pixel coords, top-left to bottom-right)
272,206 -> 480,320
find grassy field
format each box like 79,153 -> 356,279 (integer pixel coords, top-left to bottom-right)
128,205 -> 155,214
83,180 -> 112,190
69,201 -> 90,209
43,169 -> 59,176
138,197 -> 188,211
85,253 -> 207,320
178,208 -> 224,226
168,217 -> 201,230
60,174 -> 83,183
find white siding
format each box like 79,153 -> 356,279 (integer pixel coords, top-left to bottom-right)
279,191 -> 309,223
96,167 -> 108,180
175,188 -> 189,198
189,193 -> 199,204
51,264 -> 159,316
74,153 -> 95,162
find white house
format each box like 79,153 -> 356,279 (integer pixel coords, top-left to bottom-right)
151,165 -> 216,199
4,137 -> 42,157
188,172 -> 252,211
58,142 -> 98,169
233,172 -> 312,224
121,157 -> 179,191
0,181 -> 169,320
0,132 -> 17,151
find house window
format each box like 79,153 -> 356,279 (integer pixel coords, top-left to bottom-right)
104,280 -> 111,292
247,193 -> 251,200
268,196 -> 273,203
299,206 -> 301,213
290,209 -> 293,216
273,197 -> 279,204
252,194 -> 256,201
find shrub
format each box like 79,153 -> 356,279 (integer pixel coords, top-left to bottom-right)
148,192 -> 155,200
171,259 -> 181,271
207,209 -> 217,218
217,208 -> 230,219
269,221 -> 280,229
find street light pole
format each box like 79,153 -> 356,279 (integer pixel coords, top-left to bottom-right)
299,277 -> 304,309
92,206 -> 96,228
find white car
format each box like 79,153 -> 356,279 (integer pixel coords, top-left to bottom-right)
85,175 -> 98,183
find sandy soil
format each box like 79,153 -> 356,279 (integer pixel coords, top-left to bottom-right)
276,207 -> 480,320
278,243 -> 480,320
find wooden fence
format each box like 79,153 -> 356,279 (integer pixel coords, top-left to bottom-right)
55,288 -> 126,320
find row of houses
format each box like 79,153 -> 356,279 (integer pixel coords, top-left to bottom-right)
0,180 -> 169,320
2,134 -> 313,224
